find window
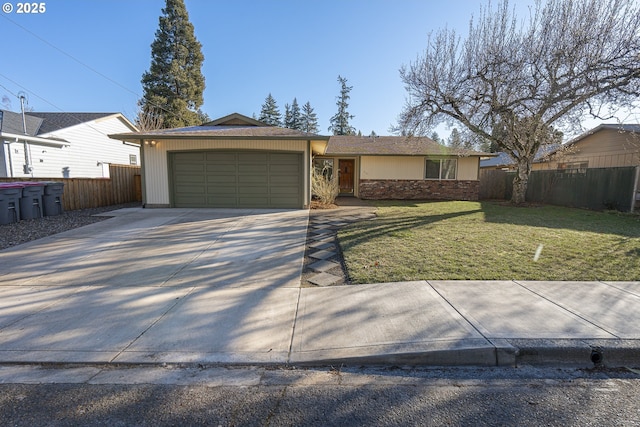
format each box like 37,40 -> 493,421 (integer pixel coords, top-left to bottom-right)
425,158 -> 457,180
129,154 -> 138,165
557,161 -> 588,175
313,158 -> 334,179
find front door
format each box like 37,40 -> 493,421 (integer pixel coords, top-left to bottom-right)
338,159 -> 355,194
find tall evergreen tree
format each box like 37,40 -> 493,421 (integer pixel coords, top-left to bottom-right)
140,0 -> 206,129
328,75 -> 355,135
288,98 -> 302,130
283,103 -> 292,128
258,93 -> 282,126
300,101 -> 319,133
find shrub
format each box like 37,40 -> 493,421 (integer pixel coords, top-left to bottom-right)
312,167 -> 339,205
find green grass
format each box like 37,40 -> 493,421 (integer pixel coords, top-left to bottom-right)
338,201 -> 640,283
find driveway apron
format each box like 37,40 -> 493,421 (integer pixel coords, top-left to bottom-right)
0,208 -> 308,364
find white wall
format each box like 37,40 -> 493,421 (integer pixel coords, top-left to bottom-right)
4,115 -> 139,178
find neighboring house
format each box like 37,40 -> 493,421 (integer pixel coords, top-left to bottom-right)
541,124 -> 640,171
479,145 -> 560,171
0,110 -> 139,178
480,124 -> 640,172
316,135 -> 489,201
111,113 -> 491,209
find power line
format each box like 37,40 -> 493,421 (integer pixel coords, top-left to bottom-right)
0,12 -> 183,124
0,72 -> 136,139
0,13 -> 140,99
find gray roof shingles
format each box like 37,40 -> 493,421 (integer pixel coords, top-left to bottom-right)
0,109 -> 43,135
0,110 -> 116,136
26,112 -> 116,134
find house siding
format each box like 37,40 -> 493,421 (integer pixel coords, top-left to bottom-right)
541,129 -> 640,170
3,115 -> 139,178
360,155 -> 479,181
143,139 -> 310,207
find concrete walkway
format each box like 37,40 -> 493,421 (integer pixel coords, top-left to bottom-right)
0,208 -> 638,368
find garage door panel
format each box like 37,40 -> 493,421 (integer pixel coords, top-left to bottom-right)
270,175 -> 298,184
238,164 -> 268,174
207,175 -> 236,184
238,185 -> 269,195
171,151 -> 302,208
175,152 -> 206,161
238,175 -> 267,184
271,185 -> 300,194
206,164 -> 237,173
206,197 -> 237,207
238,153 -> 269,163
271,164 -> 300,174
206,152 -> 237,162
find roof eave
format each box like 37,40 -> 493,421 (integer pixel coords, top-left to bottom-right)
0,132 -> 70,147
109,133 -> 330,143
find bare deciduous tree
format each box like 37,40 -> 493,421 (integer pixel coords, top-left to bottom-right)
399,0 -> 640,204
135,106 -> 165,131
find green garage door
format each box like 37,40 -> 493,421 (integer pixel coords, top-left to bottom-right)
170,151 -> 303,208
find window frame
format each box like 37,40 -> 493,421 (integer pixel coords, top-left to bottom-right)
425,157 -> 457,180
313,158 -> 334,180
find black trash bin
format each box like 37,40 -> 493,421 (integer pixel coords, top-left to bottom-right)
41,181 -> 64,216
17,182 -> 44,220
0,183 -> 23,225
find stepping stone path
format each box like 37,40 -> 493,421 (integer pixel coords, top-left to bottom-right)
302,203 -> 376,287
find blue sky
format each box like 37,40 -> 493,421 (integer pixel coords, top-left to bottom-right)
1,0 -> 636,138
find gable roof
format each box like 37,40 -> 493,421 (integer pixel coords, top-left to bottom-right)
203,113 -> 267,127
111,112 -> 328,142
326,135 -> 490,157
562,123 -> 640,149
26,112 -> 120,134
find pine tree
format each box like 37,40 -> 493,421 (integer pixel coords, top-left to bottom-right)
328,75 -> 355,136
258,93 -> 282,126
283,103 -> 292,128
288,98 -> 302,130
140,0 -> 206,129
300,101 -> 319,133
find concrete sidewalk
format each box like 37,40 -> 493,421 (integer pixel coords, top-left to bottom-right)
0,208 -> 638,368
294,280 -> 640,367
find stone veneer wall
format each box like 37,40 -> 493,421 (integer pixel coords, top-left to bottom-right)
359,179 -> 480,201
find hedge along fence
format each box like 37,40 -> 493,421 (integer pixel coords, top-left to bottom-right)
0,164 -> 142,211
479,166 -> 639,212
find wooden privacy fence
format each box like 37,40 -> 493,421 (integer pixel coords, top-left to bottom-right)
479,166 -> 639,212
0,164 -> 142,211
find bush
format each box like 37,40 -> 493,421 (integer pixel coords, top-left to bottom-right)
312,167 -> 339,205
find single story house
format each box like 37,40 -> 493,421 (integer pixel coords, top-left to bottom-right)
111,113 -> 491,209
479,145 -> 560,171
317,135 -> 488,200
0,110 -> 139,178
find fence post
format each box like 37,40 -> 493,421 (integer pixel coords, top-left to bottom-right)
632,166 -> 640,212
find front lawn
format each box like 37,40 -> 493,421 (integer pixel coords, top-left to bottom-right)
338,201 -> 640,283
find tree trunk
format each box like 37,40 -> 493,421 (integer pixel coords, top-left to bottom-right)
511,156 -> 533,205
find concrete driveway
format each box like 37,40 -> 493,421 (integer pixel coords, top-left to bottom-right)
0,208 -> 308,364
